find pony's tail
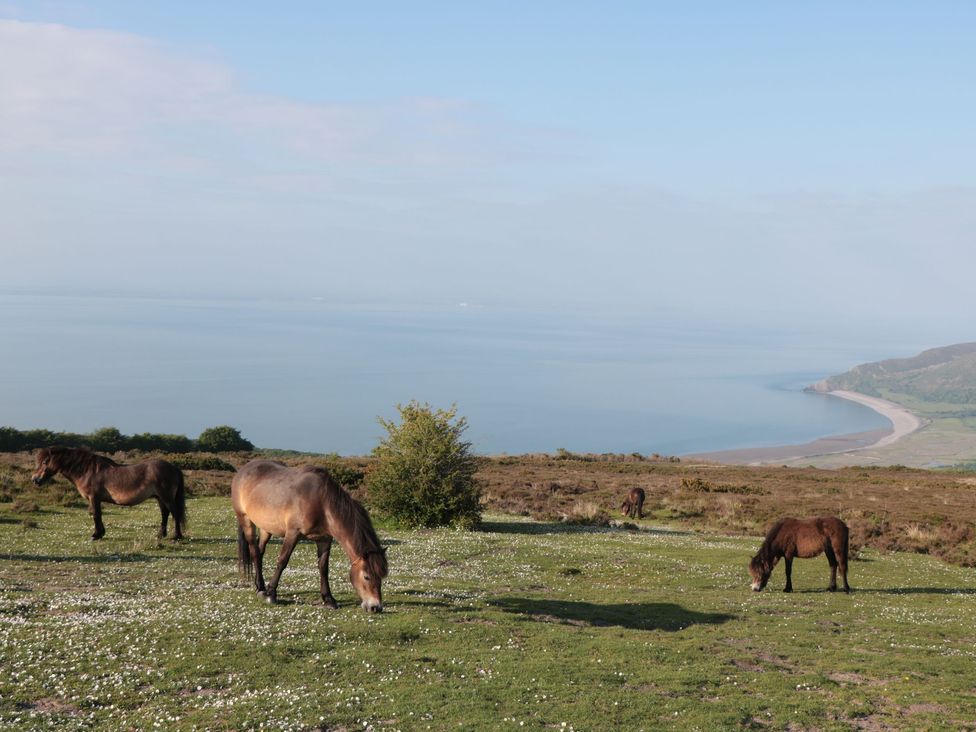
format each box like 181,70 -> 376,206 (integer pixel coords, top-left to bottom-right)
172,471 -> 188,537
237,522 -> 253,579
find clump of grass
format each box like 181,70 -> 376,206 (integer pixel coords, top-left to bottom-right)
680,477 -> 764,494
905,523 -> 939,544
12,498 -> 39,514
561,501 -> 610,526
20,517 -> 38,529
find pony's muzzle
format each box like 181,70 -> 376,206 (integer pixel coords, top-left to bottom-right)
31,475 -> 45,486
363,601 -> 383,613
751,582 -> 763,592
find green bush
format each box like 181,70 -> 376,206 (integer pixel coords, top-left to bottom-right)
197,425 -> 254,452
368,402 -> 481,529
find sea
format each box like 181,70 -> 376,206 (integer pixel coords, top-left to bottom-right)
0,294 -> 918,456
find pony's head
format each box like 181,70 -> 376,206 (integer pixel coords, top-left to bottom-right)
350,548 -> 388,613
749,554 -> 772,592
31,447 -> 60,486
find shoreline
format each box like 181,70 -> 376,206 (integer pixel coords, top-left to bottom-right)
684,390 -> 924,465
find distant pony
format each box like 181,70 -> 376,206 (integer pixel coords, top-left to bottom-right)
749,516 -> 850,593
32,446 -> 186,541
621,487 -> 645,519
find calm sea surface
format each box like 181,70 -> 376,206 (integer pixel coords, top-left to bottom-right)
0,294 -> 901,455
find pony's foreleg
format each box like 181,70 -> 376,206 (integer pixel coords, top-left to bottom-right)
88,497 -> 105,540
156,497 -> 170,539
264,529 -> 300,604
254,529 -> 272,595
783,557 -> 793,592
636,498 -> 644,519
316,538 -> 339,609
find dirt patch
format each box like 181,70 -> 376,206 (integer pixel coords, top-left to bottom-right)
827,671 -> 867,685
903,703 -> 947,716
28,697 -> 80,715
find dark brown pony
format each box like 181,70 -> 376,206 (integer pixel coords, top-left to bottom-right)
621,487 -> 645,519
232,460 -> 388,612
32,446 -> 186,540
749,516 -> 850,593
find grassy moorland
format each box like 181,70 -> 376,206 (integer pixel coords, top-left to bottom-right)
2,454 -> 976,730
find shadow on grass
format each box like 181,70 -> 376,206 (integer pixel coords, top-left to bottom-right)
186,537 -> 237,545
856,587 -> 976,595
0,552 -> 156,563
479,520 -> 692,537
490,597 -> 735,631
0,550 -> 230,564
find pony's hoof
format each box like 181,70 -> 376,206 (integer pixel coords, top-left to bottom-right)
783,587 -> 792,593
828,586 -> 837,592
322,598 -> 339,610
90,534 -> 104,541
265,594 -> 278,604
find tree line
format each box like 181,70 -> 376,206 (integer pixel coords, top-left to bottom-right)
0,425 -> 253,453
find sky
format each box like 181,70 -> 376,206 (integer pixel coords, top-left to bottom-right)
2,2 -> 975,335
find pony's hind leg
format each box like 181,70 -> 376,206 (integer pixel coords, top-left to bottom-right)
264,529 -> 300,604
783,557 -> 793,592
316,538 -> 339,609
835,534 -> 851,593
156,497 -> 170,539
824,543 -> 839,592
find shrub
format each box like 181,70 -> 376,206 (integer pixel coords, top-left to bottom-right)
313,453 -> 366,492
368,402 -> 480,529
197,425 -> 254,452
89,427 -> 125,453
167,454 -> 237,471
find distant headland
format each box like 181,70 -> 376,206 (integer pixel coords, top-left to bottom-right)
688,342 -> 976,468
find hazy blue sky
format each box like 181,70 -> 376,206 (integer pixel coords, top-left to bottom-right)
3,2 -> 974,334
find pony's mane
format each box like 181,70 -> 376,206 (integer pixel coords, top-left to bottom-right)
753,518 -> 789,569
305,466 -> 389,578
763,518 -> 788,544
49,446 -> 118,477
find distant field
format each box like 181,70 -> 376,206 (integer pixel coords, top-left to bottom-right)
4,494 -> 976,731
778,417 -> 976,469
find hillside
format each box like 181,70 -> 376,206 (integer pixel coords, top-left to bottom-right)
809,342 -> 976,417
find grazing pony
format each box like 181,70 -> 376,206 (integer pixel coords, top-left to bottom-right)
749,516 -> 850,593
621,487 -> 645,519
32,446 -> 186,540
232,460 -> 388,612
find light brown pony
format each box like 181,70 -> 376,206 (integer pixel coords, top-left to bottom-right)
232,460 -> 388,612
621,487 -> 645,519
749,516 -> 850,593
32,446 -> 186,540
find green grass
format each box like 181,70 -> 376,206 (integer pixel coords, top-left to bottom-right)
3,499 -> 976,730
